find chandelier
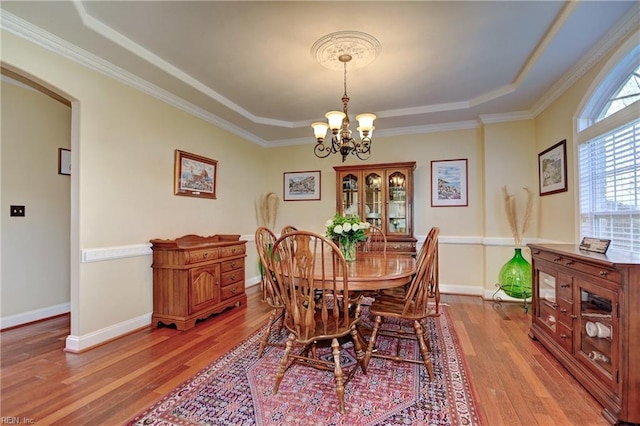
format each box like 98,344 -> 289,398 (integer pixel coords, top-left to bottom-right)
310,31 -> 380,162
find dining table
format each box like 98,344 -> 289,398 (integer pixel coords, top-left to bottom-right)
312,251 -> 416,292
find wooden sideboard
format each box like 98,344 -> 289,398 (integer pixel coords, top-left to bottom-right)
150,234 -> 247,330
528,244 -> 640,425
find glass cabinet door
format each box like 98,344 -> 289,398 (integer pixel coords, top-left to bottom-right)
577,279 -> 616,382
364,171 -> 383,227
340,173 -> 360,217
536,270 -> 557,333
387,171 -> 407,234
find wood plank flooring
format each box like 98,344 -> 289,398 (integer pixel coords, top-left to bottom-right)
1,288 -> 608,425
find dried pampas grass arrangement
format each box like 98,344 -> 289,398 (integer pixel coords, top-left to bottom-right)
502,185 -> 533,246
255,192 -> 280,230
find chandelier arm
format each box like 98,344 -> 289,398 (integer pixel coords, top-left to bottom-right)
314,143 -> 333,159
354,147 -> 371,160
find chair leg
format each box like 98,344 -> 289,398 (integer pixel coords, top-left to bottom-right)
331,338 -> 346,415
350,324 -> 367,374
413,320 -> 434,380
258,307 -> 279,358
273,333 -> 295,395
363,315 -> 382,371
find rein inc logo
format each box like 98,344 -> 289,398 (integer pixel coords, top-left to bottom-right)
1,418 -> 34,424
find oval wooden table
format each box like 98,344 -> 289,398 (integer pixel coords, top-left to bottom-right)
312,252 -> 416,291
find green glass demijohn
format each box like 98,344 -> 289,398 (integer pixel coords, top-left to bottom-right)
498,248 -> 532,298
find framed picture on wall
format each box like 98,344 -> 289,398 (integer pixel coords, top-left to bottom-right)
283,170 -> 321,201
58,148 -> 71,175
538,139 -> 567,196
431,159 -> 468,207
174,150 -> 217,199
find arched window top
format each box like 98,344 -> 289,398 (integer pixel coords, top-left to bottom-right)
597,64 -> 640,121
577,39 -> 639,134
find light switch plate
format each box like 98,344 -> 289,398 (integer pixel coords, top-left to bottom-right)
10,205 -> 25,217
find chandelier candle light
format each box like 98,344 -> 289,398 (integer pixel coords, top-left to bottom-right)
311,31 -> 380,162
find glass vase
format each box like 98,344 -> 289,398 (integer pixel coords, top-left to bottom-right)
498,248 -> 532,299
341,239 -> 357,262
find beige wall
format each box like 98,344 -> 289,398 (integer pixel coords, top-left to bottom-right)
1,31 -> 267,347
1,81 -> 71,320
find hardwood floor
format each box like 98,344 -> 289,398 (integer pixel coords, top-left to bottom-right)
1,288 -> 608,425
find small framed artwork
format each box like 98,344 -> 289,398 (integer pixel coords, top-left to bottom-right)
174,150 -> 217,199
283,170 -> 321,201
538,139 -> 568,196
58,148 -> 71,175
579,237 -> 611,254
431,159 -> 468,207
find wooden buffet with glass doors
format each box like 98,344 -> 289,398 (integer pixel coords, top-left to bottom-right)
528,243 -> 640,425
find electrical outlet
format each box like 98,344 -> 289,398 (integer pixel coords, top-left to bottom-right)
10,205 -> 25,217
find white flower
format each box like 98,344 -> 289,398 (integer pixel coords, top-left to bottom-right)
352,223 -> 360,231
362,222 -> 371,229
343,222 -> 352,232
333,224 -> 344,234
325,219 -> 334,227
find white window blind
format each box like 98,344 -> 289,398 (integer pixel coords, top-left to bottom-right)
579,119 -> 640,254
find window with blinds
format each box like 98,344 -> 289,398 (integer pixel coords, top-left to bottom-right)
579,119 -> 640,254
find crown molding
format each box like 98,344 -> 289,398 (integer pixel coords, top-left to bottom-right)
0,11 -> 268,147
530,4 -> 640,117
3,4 -> 636,148
479,111 -> 534,124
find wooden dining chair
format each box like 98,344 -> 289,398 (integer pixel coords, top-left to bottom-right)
363,227 -> 440,380
362,224 -> 387,254
270,230 -> 366,414
379,226 -> 439,305
280,225 -> 298,235
255,227 -> 286,358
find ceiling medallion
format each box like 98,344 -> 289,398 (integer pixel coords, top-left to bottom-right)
311,31 -> 381,71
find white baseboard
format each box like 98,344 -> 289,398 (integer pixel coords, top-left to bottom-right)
65,276 -> 262,352
65,312 -> 151,353
0,303 -> 70,329
440,284 -> 484,297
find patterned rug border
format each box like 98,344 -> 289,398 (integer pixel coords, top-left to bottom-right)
126,305 -> 484,425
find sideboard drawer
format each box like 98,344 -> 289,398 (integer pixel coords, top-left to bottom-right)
186,248 -> 219,264
221,259 -> 243,272
221,244 -> 245,258
557,272 -> 574,302
221,268 -> 244,286
221,282 -> 243,300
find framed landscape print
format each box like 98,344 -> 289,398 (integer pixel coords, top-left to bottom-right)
174,150 -> 217,199
538,139 -> 567,196
283,170 -> 321,201
431,159 -> 468,207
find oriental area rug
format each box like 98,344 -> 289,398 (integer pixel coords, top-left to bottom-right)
127,305 -> 483,426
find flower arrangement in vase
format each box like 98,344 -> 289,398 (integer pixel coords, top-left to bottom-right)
325,214 -> 370,261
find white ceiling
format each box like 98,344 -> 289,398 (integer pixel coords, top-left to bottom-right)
1,1 -> 638,147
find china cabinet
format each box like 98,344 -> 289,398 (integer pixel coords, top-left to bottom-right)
150,234 -> 247,330
334,162 -> 416,254
528,244 -> 640,425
